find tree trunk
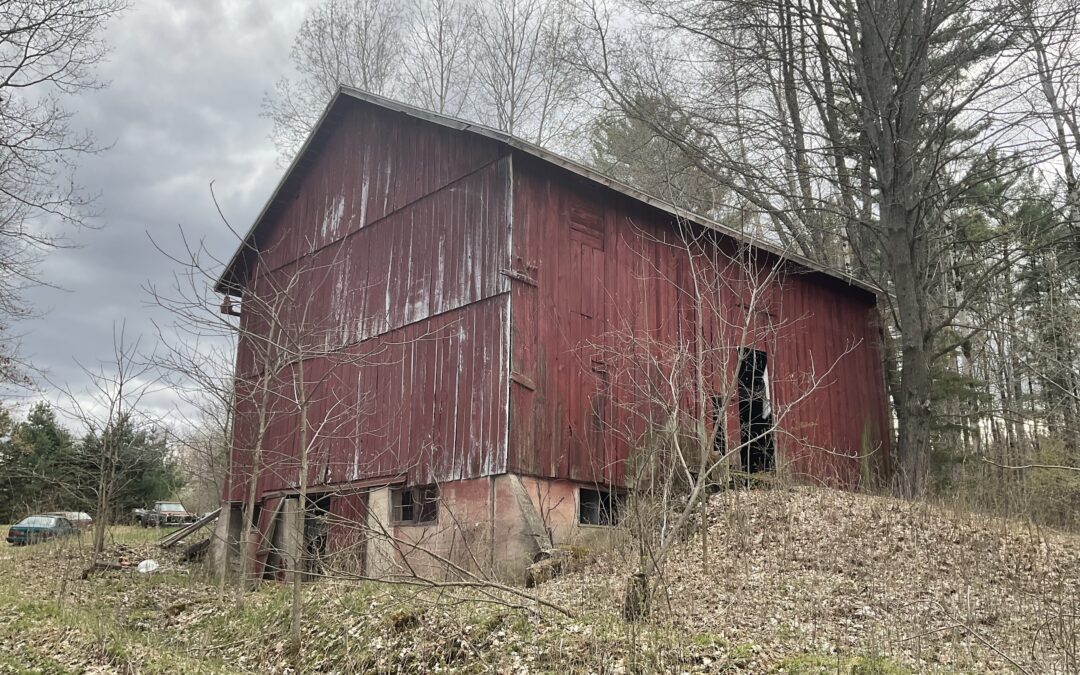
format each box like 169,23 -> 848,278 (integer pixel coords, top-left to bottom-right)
291,362 -> 309,652
884,205 -> 933,497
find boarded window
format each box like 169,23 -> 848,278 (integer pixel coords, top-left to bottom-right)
390,484 -> 439,525
569,205 -> 604,250
579,487 -> 623,526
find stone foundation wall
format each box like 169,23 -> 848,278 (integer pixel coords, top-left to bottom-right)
209,474 -> 623,585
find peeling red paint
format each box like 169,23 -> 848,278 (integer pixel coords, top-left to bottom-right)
224,96 -> 890,511
507,156 -> 889,488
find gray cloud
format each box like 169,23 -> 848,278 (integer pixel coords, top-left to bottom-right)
15,0 -> 316,419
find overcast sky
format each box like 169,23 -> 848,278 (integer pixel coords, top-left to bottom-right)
14,1 -> 317,420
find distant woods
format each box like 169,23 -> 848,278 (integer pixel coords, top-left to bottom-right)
0,403 -> 181,524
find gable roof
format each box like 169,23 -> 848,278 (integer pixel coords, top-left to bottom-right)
216,86 -> 877,296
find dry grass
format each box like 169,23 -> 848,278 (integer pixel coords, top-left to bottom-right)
538,485 -> 1080,673
0,489 -> 1078,673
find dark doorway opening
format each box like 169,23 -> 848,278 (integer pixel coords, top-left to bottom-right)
304,493 -> 332,578
738,348 -> 775,474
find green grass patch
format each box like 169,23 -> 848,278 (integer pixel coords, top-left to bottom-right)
780,653 -> 913,674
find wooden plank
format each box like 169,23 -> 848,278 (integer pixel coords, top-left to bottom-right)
253,497 -> 284,581
158,508 -> 221,549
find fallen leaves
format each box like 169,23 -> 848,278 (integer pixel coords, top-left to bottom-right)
1,488 -> 1079,673
536,486 -> 1080,673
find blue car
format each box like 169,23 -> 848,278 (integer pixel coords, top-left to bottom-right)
6,514 -> 76,545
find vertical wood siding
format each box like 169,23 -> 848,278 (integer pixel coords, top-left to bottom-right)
227,100 -> 511,502
507,155 -> 889,488
228,294 -> 510,501
226,98 -> 889,508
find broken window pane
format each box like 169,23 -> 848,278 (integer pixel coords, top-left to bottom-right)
391,484 -> 438,525
579,488 -> 623,526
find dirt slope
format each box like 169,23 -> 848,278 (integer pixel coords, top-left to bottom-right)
1,488 -> 1078,673
536,486 -> 1080,673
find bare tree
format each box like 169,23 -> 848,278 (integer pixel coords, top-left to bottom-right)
170,389 -> 232,514
263,0 -> 405,157
587,221 -> 865,618
57,324 -> 166,558
151,198 -> 414,659
472,0 -> 585,145
572,0 -> 1040,495
401,0 -> 477,116
0,0 -> 124,383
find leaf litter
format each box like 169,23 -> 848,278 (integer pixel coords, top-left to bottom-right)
0,487 -> 1078,673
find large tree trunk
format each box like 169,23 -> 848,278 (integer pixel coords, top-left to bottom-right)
895,344 -> 933,495
853,0 -> 935,497
884,203 -> 934,497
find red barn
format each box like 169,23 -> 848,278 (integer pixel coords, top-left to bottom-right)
212,88 -> 890,581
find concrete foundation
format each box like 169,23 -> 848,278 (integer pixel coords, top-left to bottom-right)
214,473 -> 623,584
365,487 -> 394,578
280,497 -> 302,582
209,503 -> 243,582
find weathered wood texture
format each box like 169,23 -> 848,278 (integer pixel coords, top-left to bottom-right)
507,155 -> 889,487
227,98 -> 511,501
225,96 -> 890,508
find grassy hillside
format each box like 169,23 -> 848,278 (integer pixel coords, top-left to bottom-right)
0,487 -> 1077,673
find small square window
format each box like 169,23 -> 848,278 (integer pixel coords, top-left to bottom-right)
391,484 -> 438,525
579,487 -> 623,526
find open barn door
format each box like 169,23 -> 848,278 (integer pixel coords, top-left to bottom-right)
738,348 -> 775,474
252,497 -> 284,581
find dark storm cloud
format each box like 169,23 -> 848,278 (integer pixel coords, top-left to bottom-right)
16,0 -> 315,417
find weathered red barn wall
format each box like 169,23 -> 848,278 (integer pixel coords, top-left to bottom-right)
225,95 -> 889,508
768,273 -> 890,484
227,295 -> 510,501
227,98 -> 512,502
507,154 -> 889,487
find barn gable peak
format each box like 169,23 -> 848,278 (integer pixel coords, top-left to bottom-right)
216,86 -> 875,296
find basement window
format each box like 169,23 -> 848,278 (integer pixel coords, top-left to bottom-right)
579,487 -> 623,526
391,484 -> 438,525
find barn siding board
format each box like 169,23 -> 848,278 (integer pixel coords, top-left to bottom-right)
233,157 -> 513,382
506,154 -> 888,488
225,95 -> 890,514
228,294 -> 511,502
236,100 -> 503,290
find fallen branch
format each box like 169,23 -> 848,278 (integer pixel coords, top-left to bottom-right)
982,458 -> 1080,473
80,561 -> 129,579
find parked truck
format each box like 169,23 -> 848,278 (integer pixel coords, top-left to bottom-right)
132,501 -> 198,527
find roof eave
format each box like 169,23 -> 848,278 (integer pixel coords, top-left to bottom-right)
214,90 -> 350,295
216,84 -> 880,298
